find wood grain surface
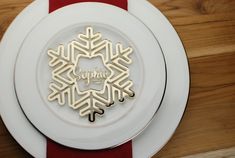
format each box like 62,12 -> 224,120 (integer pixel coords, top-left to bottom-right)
0,0 -> 235,157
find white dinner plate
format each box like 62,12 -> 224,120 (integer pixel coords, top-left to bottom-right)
0,0 -> 190,158
14,3 -> 166,149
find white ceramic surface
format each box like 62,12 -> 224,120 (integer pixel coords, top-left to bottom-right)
14,3 -> 166,149
0,0 -> 189,158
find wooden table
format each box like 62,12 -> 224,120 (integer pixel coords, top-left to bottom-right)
0,0 -> 235,157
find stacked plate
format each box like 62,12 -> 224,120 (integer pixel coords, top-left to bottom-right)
0,0 -> 190,158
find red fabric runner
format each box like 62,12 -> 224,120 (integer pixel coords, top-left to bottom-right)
47,139 -> 133,158
47,0 -> 132,158
49,0 -> 128,13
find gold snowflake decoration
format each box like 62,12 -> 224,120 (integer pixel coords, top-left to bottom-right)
47,27 -> 135,122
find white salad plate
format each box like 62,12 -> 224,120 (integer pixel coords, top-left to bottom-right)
14,3 -> 166,150
0,0 -> 190,158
